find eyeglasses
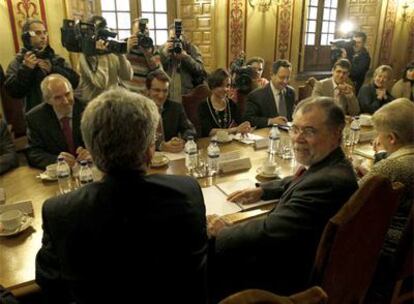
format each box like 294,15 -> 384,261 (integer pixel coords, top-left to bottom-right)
29,30 -> 48,37
288,125 -> 318,138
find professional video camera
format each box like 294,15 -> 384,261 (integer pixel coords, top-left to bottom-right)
61,19 -> 127,56
330,38 -> 355,66
136,18 -> 153,49
230,53 -> 255,95
170,19 -> 183,54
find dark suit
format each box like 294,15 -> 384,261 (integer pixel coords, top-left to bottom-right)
36,172 -> 208,304
349,48 -> 371,94
162,99 -> 196,141
25,100 -> 85,169
358,83 -> 394,114
244,84 -> 295,128
211,147 -> 358,298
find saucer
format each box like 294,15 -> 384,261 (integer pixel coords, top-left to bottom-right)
150,155 -> 169,168
0,215 -> 33,236
38,172 -> 57,181
212,134 -> 233,143
256,167 -> 279,178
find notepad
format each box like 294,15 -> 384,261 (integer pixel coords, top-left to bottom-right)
202,179 -> 278,216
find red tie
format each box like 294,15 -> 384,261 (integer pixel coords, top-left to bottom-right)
61,117 -> 75,155
293,166 -> 307,180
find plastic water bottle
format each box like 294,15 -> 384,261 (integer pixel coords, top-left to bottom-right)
185,136 -> 198,173
56,156 -> 72,194
268,124 -> 280,155
350,116 -> 361,145
207,139 -> 220,176
79,160 -> 94,186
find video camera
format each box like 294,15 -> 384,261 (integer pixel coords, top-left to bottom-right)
61,19 -> 127,56
136,18 -> 153,49
170,19 -> 183,54
330,38 -> 355,66
230,53 -> 256,95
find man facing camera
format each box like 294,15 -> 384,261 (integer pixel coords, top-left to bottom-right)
36,88 -> 208,304
312,59 -> 360,116
244,59 -> 295,128
146,69 -> 196,153
25,74 -> 90,169
208,97 -> 357,299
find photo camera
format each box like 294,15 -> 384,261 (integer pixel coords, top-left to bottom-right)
330,38 -> 355,65
230,54 -> 255,95
136,18 -> 153,49
170,19 -> 183,54
61,19 -> 127,56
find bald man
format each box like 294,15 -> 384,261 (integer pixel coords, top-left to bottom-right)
25,74 -> 90,169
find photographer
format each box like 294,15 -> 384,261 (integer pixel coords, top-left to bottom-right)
77,16 -> 133,102
159,21 -> 206,103
5,19 -> 79,112
348,31 -> 371,94
123,18 -> 161,94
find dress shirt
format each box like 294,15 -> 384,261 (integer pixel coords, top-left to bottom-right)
270,82 -> 286,117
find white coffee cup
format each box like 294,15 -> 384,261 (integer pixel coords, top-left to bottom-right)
46,164 -> 57,178
152,152 -> 164,164
216,130 -> 229,142
0,209 -> 23,231
262,162 -> 276,175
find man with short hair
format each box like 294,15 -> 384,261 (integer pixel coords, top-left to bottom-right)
36,88 -> 208,304
349,31 -> 371,94
312,58 -> 360,115
244,59 -> 296,128
146,69 -> 196,153
209,97 -> 358,298
246,56 -> 269,88
25,74 -> 90,169
5,19 -> 79,112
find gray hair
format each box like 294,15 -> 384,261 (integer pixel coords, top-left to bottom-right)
372,98 -> 414,145
81,88 -> 160,173
40,74 -> 73,102
294,96 -> 345,130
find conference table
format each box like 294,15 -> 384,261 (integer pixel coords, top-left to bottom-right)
0,127 -> 373,297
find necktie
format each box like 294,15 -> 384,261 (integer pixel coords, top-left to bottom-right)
293,165 -> 307,181
61,117 -> 75,155
279,91 -> 287,117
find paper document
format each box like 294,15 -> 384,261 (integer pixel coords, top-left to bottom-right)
202,186 -> 242,216
234,133 -> 265,145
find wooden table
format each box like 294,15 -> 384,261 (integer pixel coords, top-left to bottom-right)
0,127 -> 373,295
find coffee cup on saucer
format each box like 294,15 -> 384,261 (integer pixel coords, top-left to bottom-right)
46,164 -> 57,179
0,209 -> 24,231
152,152 -> 165,165
216,130 -> 230,142
262,161 -> 277,175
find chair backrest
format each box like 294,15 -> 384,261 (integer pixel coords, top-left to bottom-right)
182,83 -> 211,136
311,175 -> 404,304
298,77 -> 317,103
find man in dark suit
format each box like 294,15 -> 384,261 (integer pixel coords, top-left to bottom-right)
35,88 -> 208,304
348,31 -> 371,94
208,97 -> 358,299
25,74 -> 90,169
146,69 -> 196,153
244,59 -> 295,128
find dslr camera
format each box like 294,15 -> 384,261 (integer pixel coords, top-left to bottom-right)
61,19 -> 127,56
170,19 -> 183,54
330,38 -> 355,65
230,53 -> 255,95
136,18 -> 153,49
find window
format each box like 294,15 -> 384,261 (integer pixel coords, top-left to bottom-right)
100,0 -> 131,40
140,0 -> 168,46
303,0 -> 339,72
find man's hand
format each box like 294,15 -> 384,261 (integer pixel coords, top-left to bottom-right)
174,49 -> 189,60
58,152 -> 76,167
127,35 -> 138,53
23,52 -> 39,69
96,39 -> 108,51
161,137 -> 185,153
337,83 -> 354,97
207,214 -> 229,238
268,116 -> 288,126
37,59 -> 52,74
227,187 -> 263,205
76,147 -> 92,163
236,121 -> 252,134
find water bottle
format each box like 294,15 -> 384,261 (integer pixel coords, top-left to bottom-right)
56,156 -> 72,194
79,160 -> 94,186
268,124 -> 280,155
207,139 -> 220,176
185,136 -> 198,173
350,116 -> 361,145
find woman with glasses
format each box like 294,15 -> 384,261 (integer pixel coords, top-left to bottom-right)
198,68 -> 251,137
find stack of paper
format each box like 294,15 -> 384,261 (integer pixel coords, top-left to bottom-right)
233,133 -> 265,145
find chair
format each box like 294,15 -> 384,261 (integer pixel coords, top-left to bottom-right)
311,176 -> 404,304
218,286 -> 328,304
182,83 -> 211,136
297,77 -> 317,104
